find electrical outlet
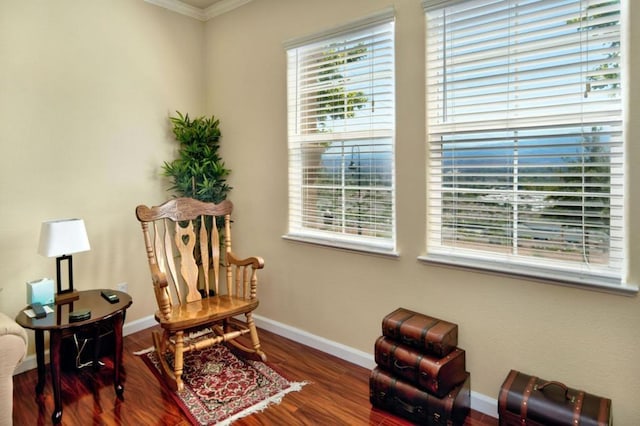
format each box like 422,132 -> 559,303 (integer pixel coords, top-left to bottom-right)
117,282 -> 128,293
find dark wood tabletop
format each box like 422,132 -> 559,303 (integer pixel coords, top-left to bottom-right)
16,289 -> 132,331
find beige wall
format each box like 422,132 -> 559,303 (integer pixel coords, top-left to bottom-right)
0,0 -> 205,344
205,0 -> 640,423
1,0 -> 638,423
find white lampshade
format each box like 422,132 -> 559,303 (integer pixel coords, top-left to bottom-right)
38,218 -> 91,258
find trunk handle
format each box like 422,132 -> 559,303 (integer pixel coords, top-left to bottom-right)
535,381 -> 574,402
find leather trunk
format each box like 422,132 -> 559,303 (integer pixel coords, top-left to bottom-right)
374,336 -> 467,398
498,370 -> 612,426
382,308 -> 458,357
370,367 -> 470,425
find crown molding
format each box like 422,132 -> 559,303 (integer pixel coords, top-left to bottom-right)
144,0 -> 207,21
205,0 -> 251,19
144,0 -> 252,21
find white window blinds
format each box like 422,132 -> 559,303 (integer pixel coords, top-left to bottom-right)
425,0 -> 624,286
286,10 -> 396,252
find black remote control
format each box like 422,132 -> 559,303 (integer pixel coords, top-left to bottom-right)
101,290 -> 119,304
31,303 -> 47,319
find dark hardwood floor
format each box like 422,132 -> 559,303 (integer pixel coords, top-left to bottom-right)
13,325 -> 498,425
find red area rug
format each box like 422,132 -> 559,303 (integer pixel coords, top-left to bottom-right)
139,344 -> 305,425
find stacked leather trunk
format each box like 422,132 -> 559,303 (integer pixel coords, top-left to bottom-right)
370,307 -> 470,425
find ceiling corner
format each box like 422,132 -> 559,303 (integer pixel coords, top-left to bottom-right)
205,0 -> 252,19
144,0 -> 252,21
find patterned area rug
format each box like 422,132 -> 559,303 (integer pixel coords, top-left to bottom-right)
138,344 -> 305,425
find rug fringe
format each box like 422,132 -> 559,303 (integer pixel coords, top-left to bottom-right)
133,346 -> 155,356
216,381 -> 308,426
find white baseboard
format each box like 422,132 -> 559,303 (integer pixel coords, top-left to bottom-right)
122,315 -> 158,336
253,314 -> 377,369
470,390 -> 499,418
14,313 -> 498,418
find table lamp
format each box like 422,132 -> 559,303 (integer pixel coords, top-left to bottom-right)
38,218 -> 90,304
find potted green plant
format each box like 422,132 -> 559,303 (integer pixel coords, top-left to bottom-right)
162,111 -> 231,203
162,112 -> 231,297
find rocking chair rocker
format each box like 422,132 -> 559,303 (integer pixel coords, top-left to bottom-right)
135,197 -> 266,391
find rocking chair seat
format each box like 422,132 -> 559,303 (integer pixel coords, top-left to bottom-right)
154,295 -> 259,332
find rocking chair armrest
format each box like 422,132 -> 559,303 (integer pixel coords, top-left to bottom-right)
227,251 -> 265,269
150,263 -> 169,288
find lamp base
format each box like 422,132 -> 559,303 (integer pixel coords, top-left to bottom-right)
55,290 -> 79,305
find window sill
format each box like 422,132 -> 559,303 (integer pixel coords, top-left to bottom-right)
418,253 -> 638,297
282,233 -> 399,258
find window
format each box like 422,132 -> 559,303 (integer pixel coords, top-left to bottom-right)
424,0 -> 627,290
285,9 -> 396,254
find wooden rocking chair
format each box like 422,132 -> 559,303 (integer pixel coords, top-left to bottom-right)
135,197 -> 266,391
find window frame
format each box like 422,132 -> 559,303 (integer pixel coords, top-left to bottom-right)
421,0 -> 636,295
284,8 -> 397,256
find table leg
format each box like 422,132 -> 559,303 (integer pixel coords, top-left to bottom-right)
34,329 -> 45,394
92,325 -> 101,371
113,312 -> 124,398
50,329 -> 63,424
